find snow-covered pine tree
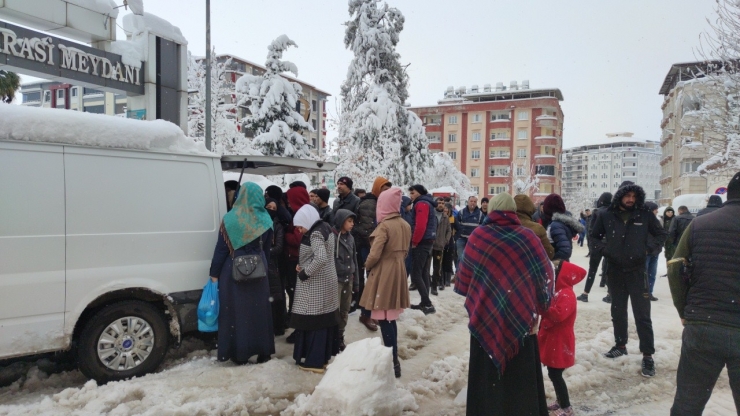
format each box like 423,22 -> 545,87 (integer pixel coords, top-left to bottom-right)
337,0 -> 431,189
236,35 -> 313,159
427,152 -> 474,200
187,50 -> 255,155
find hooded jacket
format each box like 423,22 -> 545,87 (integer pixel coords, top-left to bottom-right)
371,177 -> 392,199
589,184 -> 667,271
409,194 -> 438,246
333,209 -> 360,287
514,194 -> 555,260
668,211 -> 694,246
285,187 -> 312,260
547,212 -> 585,261
587,192 -> 613,252
696,195 -> 723,217
538,261 -> 587,369
354,193 -> 378,246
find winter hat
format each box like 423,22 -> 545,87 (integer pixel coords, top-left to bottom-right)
337,176 -> 354,189
596,192 -> 613,208
294,204 -> 320,230
490,192 -> 516,212
408,184 -> 428,195
543,194 -> 566,217
265,185 -> 283,202
644,201 -> 659,212
315,188 -> 330,203
371,176 -> 392,197
289,181 -> 307,189
664,206 -> 675,216
377,187 -> 402,223
728,171 -> 740,200
619,180 -> 635,189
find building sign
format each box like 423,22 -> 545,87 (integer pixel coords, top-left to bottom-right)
716,187 -> 727,195
0,20 -> 144,95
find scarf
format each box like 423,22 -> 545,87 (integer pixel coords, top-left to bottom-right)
222,182 -> 273,253
294,204 -> 320,230
377,187 -> 402,223
454,210 -> 554,375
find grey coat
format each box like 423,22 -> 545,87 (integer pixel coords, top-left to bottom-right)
333,209 -> 360,287
433,209 -> 452,251
332,192 -> 360,215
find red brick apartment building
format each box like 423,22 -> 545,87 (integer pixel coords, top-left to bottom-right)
409,82 -> 564,203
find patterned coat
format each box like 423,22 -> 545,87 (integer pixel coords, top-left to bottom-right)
290,221 -> 340,331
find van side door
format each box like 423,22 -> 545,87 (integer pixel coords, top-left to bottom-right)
0,142 -> 67,357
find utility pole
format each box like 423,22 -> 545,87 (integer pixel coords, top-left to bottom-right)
205,0 -> 212,150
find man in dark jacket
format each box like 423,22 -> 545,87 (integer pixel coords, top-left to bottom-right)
668,172 -> 740,416
696,194 -> 723,217
662,206 -> 676,260
313,189 -> 334,225
333,209 -> 360,350
668,206 -> 694,246
431,197 -> 452,295
590,182 -> 667,377
332,176 -> 360,215
455,196 -> 485,265
578,192 -> 612,303
408,184 -> 438,315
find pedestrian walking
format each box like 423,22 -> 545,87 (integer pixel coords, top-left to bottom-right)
407,185 -> 438,314
645,202 -> 661,301
332,209 -> 359,352
590,181 -> 667,377
543,194 -> 584,262
209,182 -> 275,364
578,192 -> 612,303
514,194 -> 555,260
291,205 -> 340,374
432,197 -> 452,294
455,193 -> 554,416
360,187 -> 412,378
668,172 -> 740,416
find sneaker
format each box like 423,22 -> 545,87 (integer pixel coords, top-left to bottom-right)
421,305 -> 436,315
604,346 -> 628,358
642,356 -> 656,377
576,293 -> 588,302
602,294 -> 612,303
649,295 -> 658,301
547,401 -> 561,411
552,406 -> 575,416
410,304 -> 423,310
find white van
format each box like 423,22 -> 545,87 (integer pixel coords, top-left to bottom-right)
0,105 -> 334,382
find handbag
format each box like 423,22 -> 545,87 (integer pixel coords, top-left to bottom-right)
232,237 -> 267,282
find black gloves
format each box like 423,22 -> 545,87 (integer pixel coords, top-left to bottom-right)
298,270 -> 309,281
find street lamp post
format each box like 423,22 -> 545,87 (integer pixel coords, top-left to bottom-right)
205,0 -> 212,151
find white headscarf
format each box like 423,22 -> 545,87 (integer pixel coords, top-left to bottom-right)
293,204 -> 320,230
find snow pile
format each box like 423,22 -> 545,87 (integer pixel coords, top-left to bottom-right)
110,39 -> 145,68
405,355 -> 468,401
67,0 -> 119,18
284,338 -> 417,416
122,12 -> 187,45
0,104 -> 212,156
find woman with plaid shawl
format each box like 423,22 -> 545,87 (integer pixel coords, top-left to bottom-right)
455,193 -> 555,416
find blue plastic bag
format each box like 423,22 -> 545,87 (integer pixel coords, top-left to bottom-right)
197,280 -> 219,332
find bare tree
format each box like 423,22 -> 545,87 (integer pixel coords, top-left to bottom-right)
511,160 -> 540,196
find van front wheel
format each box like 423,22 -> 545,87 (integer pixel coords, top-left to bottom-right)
78,301 -> 169,383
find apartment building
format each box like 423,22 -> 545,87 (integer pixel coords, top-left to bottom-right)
658,61 -> 734,205
20,81 -> 128,116
195,54 -> 330,156
561,133 -> 662,202
409,81 -> 564,202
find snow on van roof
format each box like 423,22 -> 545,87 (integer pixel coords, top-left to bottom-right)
0,104 -> 213,156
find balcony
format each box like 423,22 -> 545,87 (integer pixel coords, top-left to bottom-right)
535,154 -> 557,159
535,135 -> 556,140
660,175 -> 672,185
535,115 -> 558,128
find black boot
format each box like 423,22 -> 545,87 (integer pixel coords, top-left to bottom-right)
393,356 -> 401,378
338,333 -> 346,352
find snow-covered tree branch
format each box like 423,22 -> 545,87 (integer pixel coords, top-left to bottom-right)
511,160 -> 540,196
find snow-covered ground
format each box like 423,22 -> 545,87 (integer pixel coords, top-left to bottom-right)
0,244 -> 735,415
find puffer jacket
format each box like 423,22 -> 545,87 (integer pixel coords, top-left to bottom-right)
589,184 -> 667,271
547,212 -> 584,261
668,211 -> 694,246
409,194 -> 438,246
696,195 -> 723,217
333,209 -> 360,287
354,194 -> 378,247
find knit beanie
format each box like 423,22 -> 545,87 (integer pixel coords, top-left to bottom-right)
315,188 -> 330,203
265,185 -> 283,201
408,184 -> 428,195
490,192 -> 516,211
337,176 -> 354,190
289,181 -> 307,189
728,171 -> 740,200
543,194 -> 566,217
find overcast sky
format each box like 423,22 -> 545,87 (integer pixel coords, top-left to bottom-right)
20,0 -> 720,148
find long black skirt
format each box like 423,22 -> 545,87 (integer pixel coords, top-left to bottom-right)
217,256 -> 276,363
467,334 -> 548,416
292,326 -> 340,369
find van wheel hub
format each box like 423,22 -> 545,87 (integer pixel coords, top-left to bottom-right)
97,317 -> 155,371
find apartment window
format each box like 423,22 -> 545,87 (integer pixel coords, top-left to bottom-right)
471,186 -> 479,195
22,92 -> 41,103
489,149 -> 510,158
602,173 -> 607,179
516,167 -> 525,176
471,168 -> 480,177
449,115 -> 458,124
448,151 -> 457,160
472,132 -> 481,141
472,114 -> 482,123
56,89 -> 65,100
490,131 -> 510,140
471,150 -> 481,159
427,134 -> 441,143
489,165 -> 510,177
311,119 -> 317,130
535,165 -> 555,176
312,138 -> 317,148
682,158 -> 702,173
494,186 -> 507,194
490,112 -> 510,121
312,99 -> 317,112
518,111 -> 529,121
448,133 -> 457,142
517,148 -> 527,158
517,129 -> 528,140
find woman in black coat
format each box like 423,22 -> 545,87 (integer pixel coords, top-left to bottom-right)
266,198 -> 286,336
209,182 -> 275,364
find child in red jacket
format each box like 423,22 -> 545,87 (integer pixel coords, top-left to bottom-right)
538,261 -> 587,416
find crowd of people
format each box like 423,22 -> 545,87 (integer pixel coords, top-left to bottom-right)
207,171 -> 740,416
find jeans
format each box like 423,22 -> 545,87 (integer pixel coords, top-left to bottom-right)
608,264 -> 654,354
671,324 -> 740,416
356,244 -> 371,318
411,241 -> 434,306
455,238 -> 468,266
645,254 -> 659,295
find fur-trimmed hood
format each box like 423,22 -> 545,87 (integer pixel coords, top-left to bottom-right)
552,212 -> 584,234
609,184 -> 646,212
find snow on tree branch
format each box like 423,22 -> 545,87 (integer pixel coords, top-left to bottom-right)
511,160 -> 540,196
